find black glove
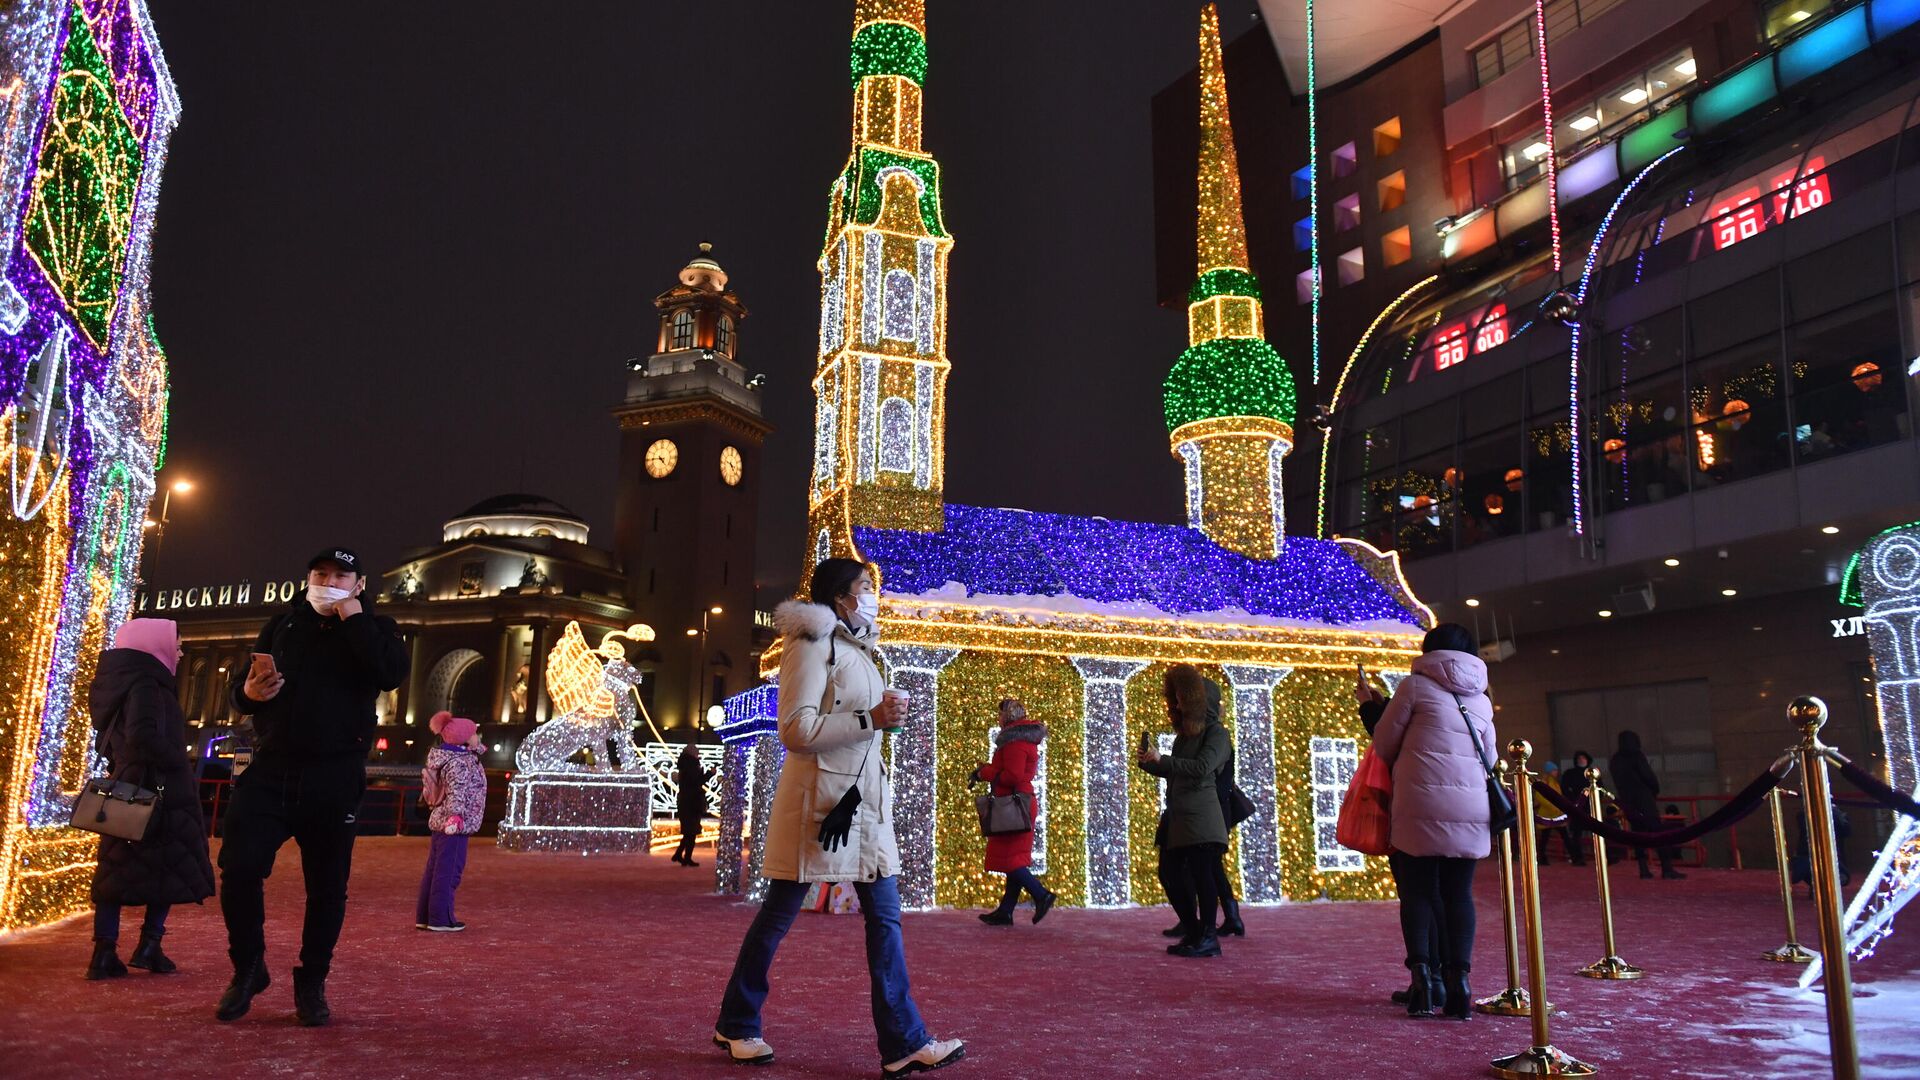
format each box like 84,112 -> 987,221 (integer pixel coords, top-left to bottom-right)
817,783 -> 863,852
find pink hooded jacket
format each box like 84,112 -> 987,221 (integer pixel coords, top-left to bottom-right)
1371,649 -> 1499,860
112,619 -> 179,675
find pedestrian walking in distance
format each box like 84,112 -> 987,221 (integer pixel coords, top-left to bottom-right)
217,547 -> 409,1026
1610,730 -> 1686,880
712,558 -> 965,1075
416,712 -> 486,933
84,618 -> 214,980
674,741 -> 711,867
972,698 -> 1056,926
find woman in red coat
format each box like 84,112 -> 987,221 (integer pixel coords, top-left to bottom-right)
973,699 -> 1056,926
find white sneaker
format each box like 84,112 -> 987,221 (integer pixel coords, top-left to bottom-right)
883,1037 -> 966,1075
712,1029 -> 774,1066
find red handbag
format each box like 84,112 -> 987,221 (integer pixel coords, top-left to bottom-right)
1335,745 -> 1393,856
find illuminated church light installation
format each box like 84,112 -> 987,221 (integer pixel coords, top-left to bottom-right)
0,0 -> 178,933
717,2 -> 1431,912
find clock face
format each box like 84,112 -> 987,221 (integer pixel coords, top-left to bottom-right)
720,446 -> 743,486
644,439 -> 679,478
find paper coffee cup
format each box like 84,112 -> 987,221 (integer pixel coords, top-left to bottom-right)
883,688 -> 909,708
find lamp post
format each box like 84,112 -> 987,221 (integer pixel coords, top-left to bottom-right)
142,478 -> 193,581
687,605 -> 722,730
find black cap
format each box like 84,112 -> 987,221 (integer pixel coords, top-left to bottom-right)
308,547 -> 363,575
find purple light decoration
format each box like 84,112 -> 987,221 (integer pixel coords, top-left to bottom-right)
854,504 -> 1423,627
717,682 -> 779,744
1568,146 -> 1685,536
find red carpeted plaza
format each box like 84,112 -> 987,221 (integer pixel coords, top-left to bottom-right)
3,838 -> 1918,1079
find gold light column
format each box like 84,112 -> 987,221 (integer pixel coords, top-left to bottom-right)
1763,786 -> 1818,963
1792,697 -> 1859,1080
1477,761 -> 1545,1016
1576,770 -> 1644,980
1492,740 -> 1596,1079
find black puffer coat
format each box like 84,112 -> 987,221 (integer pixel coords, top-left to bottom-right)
1609,731 -> 1662,824
87,649 -> 215,906
677,752 -> 711,825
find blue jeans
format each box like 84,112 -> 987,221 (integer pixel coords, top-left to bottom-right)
717,876 -> 930,1064
991,866 -> 1046,915
94,903 -> 170,943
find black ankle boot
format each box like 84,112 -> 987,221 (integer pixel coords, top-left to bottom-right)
1218,897 -> 1245,937
292,966 -> 331,1027
1162,922 -> 1188,938
215,954 -> 269,1021
1405,963 -> 1435,1017
1442,965 -> 1472,1020
128,934 -> 176,974
1169,930 -> 1221,958
85,940 -> 127,980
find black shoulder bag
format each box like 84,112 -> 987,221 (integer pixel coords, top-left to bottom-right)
1443,681 -> 1516,834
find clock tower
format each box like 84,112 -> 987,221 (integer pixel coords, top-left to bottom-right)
612,246 -> 772,733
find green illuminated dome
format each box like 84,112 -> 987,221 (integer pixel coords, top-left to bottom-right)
1164,337 -> 1299,433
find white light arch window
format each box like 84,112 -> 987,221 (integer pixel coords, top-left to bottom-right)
1310,737 -> 1364,871
717,315 -> 734,356
671,309 -> 696,351
882,269 -> 917,342
877,396 -> 915,473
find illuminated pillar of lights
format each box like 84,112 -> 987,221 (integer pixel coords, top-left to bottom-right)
1534,0 -> 1562,272
1164,4 -> 1297,561
1316,275 -> 1441,538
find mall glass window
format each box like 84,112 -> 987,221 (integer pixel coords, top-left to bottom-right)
1525,408 -> 1574,531
1558,52 -> 1697,160
1528,353 -> 1573,416
1691,273 -> 1781,356
1340,423 -> 1398,479
1788,227 -> 1893,322
1502,127 -> 1551,190
1597,308 -> 1685,389
1596,368 -> 1689,511
1462,371 -> 1524,437
1457,429 -> 1526,549
1689,336 -> 1789,486
1390,449 -> 1457,558
1471,21 -> 1535,89
1764,0 -> 1834,43
1403,400 -> 1459,457
1788,296 -> 1908,463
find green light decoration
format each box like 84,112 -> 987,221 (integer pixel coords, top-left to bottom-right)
850,146 -> 946,236
1839,520 -> 1920,607
850,21 -> 928,86
1188,267 -> 1262,304
1164,337 -> 1299,431
24,4 -> 144,349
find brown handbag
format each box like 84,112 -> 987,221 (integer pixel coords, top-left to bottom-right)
70,768 -> 161,842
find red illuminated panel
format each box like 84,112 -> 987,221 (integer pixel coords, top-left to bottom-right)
1473,304 -> 1509,353
1771,156 -> 1829,221
1709,187 -> 1766,251
1433,324 -> 1468,371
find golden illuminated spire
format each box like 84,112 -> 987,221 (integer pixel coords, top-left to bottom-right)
856,0 -> 925,33
1196,3 -> 1250,277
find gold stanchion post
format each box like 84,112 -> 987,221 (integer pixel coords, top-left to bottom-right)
1478,760 -> 1547,1017
1791,697 -> 1859,1080
1492,740 -> 1595,1078
1762,786 -> 1817,964
1576,768 -> 1643,980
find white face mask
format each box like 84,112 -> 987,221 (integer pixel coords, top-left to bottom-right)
847,592 -> 879,630
308,584 -> 352,613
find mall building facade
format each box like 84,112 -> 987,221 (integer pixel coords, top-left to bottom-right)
1155,0 -> 1920,866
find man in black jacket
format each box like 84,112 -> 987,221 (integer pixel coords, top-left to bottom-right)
215,547 -> 409,1026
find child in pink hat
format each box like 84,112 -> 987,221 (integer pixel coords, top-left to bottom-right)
415,711 -> 486,932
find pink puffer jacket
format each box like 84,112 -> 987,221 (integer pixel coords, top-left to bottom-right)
1371,650 -> 1499,860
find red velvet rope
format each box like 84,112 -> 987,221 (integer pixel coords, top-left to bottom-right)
1531,767 -> 1783,848
1829,756 -> 1920,820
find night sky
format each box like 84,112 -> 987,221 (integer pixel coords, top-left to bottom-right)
142,0 -> 1265,597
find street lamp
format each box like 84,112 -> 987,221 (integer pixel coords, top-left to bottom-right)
145,478 -> 193,580
691,605 -> 723,729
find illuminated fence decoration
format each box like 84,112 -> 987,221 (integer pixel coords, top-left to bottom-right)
987,725 -> 1047,874
1224,665 -> 1291,901
497,772 -> 653,855
641,742 -> 725,818
1309,736 -> 1363,872
1810,522 -> 1920,983
0,0 -> 179,933
875,644 -> 958,910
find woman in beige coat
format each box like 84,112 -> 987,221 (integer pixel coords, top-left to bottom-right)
713,558 -> 966,1076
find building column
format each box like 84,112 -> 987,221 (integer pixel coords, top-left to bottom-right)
490,624 -> 513,725
1222,664 -> 1293,903
527,620 -> 553,726
401,631 -> 429,725
875,644 -> 960,910
1070,657 -> 1149,908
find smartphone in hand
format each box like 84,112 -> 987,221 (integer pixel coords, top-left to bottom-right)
249,652 -> 277,680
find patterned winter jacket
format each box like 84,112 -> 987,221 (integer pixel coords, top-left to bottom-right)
423,744 -> 487,835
